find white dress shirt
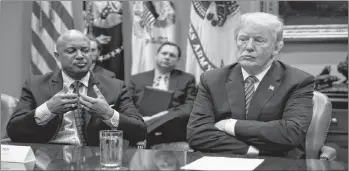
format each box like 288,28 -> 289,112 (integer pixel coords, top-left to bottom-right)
152,68 -> 171,91
241,64 -> 272,91
34,71 -> 120,145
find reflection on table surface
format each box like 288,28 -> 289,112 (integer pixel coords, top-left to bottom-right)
1,143 -> 346,171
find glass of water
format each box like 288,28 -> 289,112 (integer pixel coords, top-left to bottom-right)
99,130 -> 123,169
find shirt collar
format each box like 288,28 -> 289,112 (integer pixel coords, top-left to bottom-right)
241,64 -> 272,82
61,70 -> 90,88
154,68 -> 171,80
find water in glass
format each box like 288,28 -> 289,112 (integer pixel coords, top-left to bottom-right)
100,134 -> 123,168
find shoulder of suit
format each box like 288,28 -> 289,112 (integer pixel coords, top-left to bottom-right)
276,60 -> 314,80
102,68 -> 116,78
131,70 -> 153,79
28,72 -> 56,84
201,63 -> 237,79
172,69 -> 195,79
95,74 -> 124,87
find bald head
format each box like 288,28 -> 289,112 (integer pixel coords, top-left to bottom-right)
56,29 -> 89,52
54,29 -> 92,80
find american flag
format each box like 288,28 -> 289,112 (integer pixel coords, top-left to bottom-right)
31,1 -> 74,75
140,1 -> 156,28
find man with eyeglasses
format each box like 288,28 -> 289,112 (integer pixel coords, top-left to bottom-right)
187,12 -> 315,158
7,29 -> 146,146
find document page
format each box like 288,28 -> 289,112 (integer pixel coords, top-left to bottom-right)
181,156 -> 264,170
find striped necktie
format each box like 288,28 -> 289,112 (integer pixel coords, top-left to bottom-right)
244,76 -> 258,119
71,81 -> 87,146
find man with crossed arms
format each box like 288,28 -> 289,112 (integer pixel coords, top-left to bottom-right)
187,12 -> 315,158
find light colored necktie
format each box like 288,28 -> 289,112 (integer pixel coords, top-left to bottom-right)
154,75 -> 168,90
244,76 -> 258,119
71,81 -> 87,146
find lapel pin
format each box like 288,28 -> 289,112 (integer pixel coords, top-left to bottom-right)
268,85 -> 274,91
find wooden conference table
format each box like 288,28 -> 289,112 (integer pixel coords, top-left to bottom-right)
1,143 -> 346,170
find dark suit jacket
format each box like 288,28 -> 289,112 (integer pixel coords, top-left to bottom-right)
93,65 -> 116,78
187,60 -> 315,158
128,69 -> 197,145
7,71 -> 146,146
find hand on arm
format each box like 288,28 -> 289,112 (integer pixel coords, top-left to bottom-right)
215,119 -> 259,156
187,74 -> 250,154
233,76 -> 314,153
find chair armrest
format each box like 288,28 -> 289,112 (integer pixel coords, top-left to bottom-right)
320,145 -> 336,161
136,140 -> 147,149
1,138 -> 12,144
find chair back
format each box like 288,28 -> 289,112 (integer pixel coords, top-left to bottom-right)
1,94 -> 19,139
306,91 -> 332,159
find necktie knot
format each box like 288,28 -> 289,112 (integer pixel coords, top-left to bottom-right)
71,81 -> 83,94
154,75 -> 168,90
245,76 -> 258,84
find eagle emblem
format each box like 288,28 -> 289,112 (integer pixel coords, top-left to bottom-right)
193,1 -> 239,27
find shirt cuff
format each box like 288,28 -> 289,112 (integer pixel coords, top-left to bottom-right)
247,145 -> 259,156
102,110 -> 120,129
34,102 -> 55,125
224,119 -> 237,136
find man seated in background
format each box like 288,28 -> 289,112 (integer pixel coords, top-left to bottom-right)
88,35 -> 116,78
7,29 -> 146,146
187,12 -> 315,158
128,42 -> 197,149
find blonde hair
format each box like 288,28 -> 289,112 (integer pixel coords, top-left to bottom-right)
234,12 -> 284,43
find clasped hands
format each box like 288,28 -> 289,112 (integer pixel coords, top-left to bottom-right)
46,84 -> 113,120
215,119 -> 237,136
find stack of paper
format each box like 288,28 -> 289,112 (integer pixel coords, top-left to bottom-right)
181,156 -> 264,170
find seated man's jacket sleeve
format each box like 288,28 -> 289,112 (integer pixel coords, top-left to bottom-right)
7,80 -> 61,143
234,76 -> 315,154
187,73 -> 249,154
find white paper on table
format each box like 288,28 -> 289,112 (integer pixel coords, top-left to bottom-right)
181,156 -> 264,170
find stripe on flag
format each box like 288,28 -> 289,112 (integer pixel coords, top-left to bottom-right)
140,2 -> 155,28
31,1 -> 74,75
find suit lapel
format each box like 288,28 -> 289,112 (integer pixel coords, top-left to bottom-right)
49,71 -> 64,96
48,71 -> 65,135
144,70 -> 155,87
247,61 -> 282,120
169,70 -> 178,91
226,64 -> 246,119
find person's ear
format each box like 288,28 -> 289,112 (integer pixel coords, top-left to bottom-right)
272,41 -> 284,56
